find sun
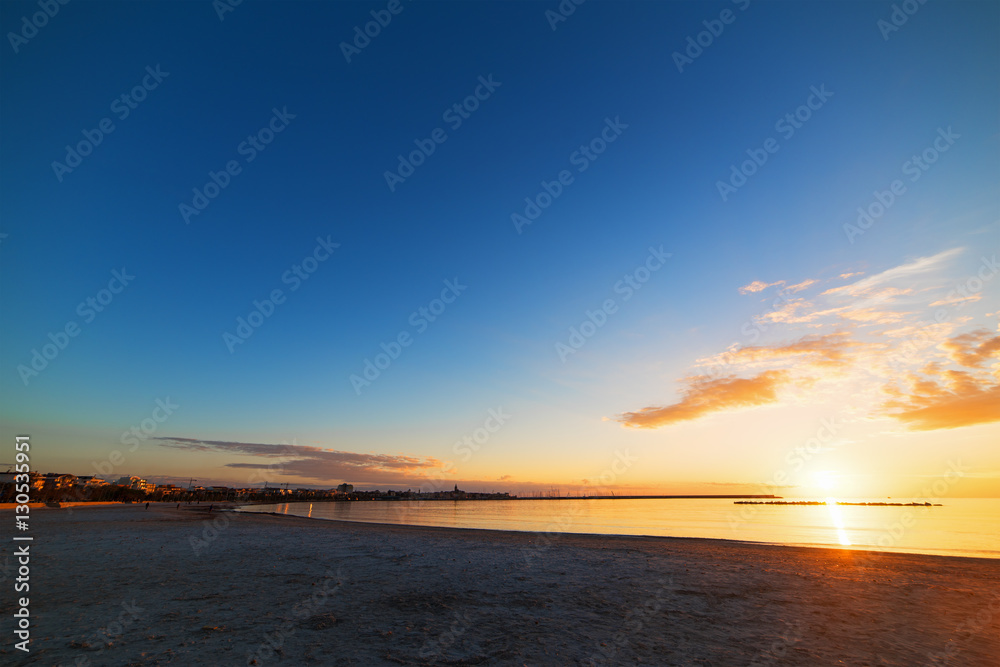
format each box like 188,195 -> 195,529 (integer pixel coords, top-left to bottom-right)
813,470 -> 838,493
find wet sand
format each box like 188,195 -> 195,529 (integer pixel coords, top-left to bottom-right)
1,503 -> 998,666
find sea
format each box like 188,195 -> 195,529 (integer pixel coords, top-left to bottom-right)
238,497 -> 1000,559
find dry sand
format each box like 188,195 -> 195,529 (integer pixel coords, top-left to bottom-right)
1,503 -> 998,666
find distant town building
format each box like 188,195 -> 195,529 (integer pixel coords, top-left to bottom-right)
336,483 -> 354,494
37,473 -> 76,491
74,476 -> 108,488
116,476 -> 155,493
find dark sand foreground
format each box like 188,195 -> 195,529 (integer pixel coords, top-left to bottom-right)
2,503 -> 998,666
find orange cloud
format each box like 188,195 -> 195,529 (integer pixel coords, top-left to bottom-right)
617,370 -> 790,428
762,303 -> 849,325
929,292 -> 982,307
883,381 -> 1000,430
638,333 -> 869,428
839,307 -> 908,324
739,280 -> 784,294
881,330 -> 1000,430
757,298 -> 812,323
723,332 -> 861,368
940,330 -> 1000,368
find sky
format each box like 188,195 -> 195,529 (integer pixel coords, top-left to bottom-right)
1,0 -> 997,498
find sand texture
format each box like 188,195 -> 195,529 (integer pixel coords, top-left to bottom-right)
1,503 -> 998,666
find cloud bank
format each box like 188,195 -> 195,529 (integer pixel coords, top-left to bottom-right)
154,437 -> 443,484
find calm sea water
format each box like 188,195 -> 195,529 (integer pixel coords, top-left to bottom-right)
239,497 -> 1000,559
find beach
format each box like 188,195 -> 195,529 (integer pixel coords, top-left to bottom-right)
2,504 -> 998,666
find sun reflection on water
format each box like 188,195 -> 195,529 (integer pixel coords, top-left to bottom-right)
826,497 -> 851,546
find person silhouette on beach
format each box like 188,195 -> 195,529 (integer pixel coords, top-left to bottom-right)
145,502 -> 149,510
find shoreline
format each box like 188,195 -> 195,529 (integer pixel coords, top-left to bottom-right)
235,503 -> 1000,562
7,500 -> 994,560
0,500 -> 128,510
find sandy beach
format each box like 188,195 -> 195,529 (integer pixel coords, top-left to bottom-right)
2,503 -> 998,666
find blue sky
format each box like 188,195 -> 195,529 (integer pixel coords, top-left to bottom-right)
1,0 -> 998,496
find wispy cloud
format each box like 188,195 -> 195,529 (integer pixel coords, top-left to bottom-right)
738,279 -> 784,294
711,332 -> 863,368
929,292 -> 982,307
154,437 -> 442,483
785,279 -> 818,293
822,248 -> 963,298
